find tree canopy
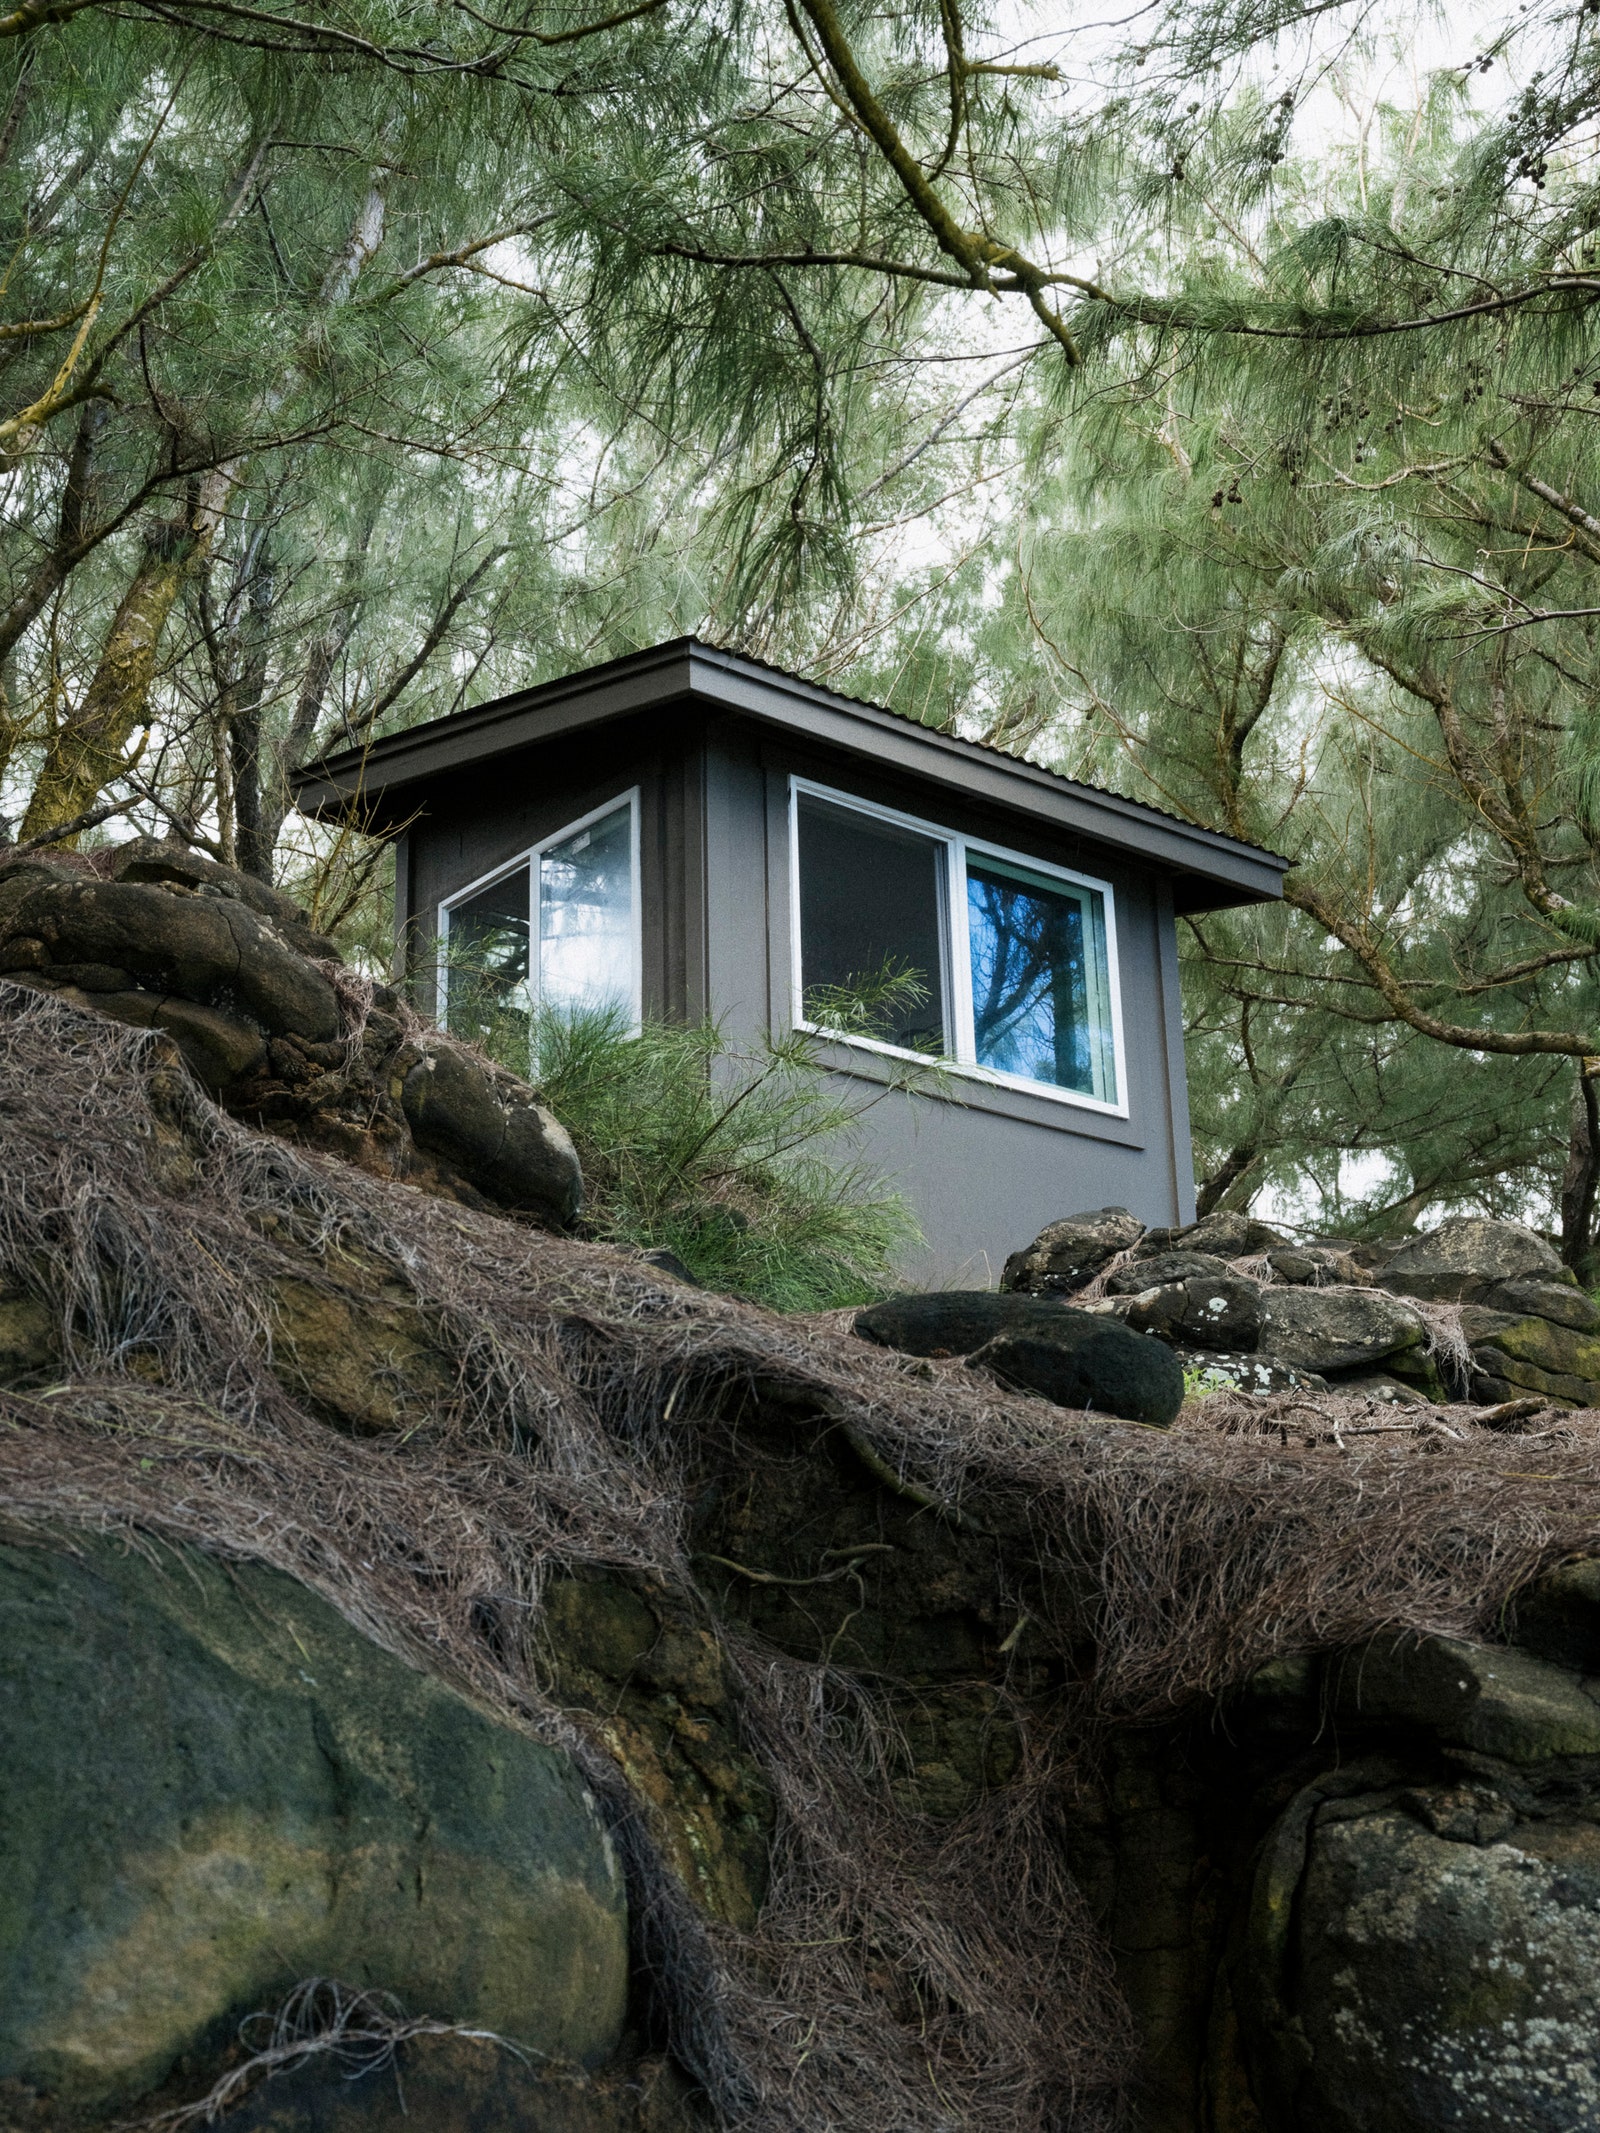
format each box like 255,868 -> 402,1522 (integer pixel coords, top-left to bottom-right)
10,0 -> 1600,1249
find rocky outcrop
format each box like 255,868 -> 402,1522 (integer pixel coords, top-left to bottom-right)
1003,1207 -> 1600,1410
999,1206 -> 1144,1295
855,1290 -> 1185,1425
1377,1215 -> 1565,1302
10,965 -> 1600,2133
0,1537 -> 629,2112
0,842 -> 580,1226
1074,1593 -> 1600,2133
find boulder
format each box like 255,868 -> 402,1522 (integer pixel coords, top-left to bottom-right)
1508,1557 -> 1600,1674
217,2031 -> 702,2133
1173,1349 -> 1327,1397
399,1044 -> 582,1226
1460,1306 -> 1600,1390
0,1286 -> 56,1379
1260,1783 -> 1600,2132
967,1319 -> 1184,1427
1328,1371 -> 1431,1405
1265,1244 -> 1365,1286
1329,1631 -> 1600,1764
0,1537 -> 630,2110
854,1290 -> 1186,1425
855,1289 -> 1087,1357
1000,1208 -> 1145,1296
1477,1273 -> 1600,1332
1133,1211 -> 1290,1261
1104,1249 -> 1232,1294
1121,1274 -> 1263,1352
106,836 -> 339,961
1469,1352 -> 1600,1409
0,845 -> 585,1228
0,875 -> 341,1042
1378,1216 -> 1564,1304
1257,1286 -> 1425,1375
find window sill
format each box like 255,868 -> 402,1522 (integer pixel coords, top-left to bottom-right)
797,1024 -> 1143,1142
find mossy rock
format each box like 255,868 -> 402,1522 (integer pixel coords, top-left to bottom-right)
0,1537 -> 629,2112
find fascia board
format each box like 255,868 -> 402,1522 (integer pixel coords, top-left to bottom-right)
293,635 -> 1288,907
686,648 -> 1289,905
291,642 -> 699,815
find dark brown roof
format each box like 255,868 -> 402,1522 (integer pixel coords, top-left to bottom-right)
292,636 -> 1289,912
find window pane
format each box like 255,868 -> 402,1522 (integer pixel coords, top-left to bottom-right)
797,794 -> 947,1052
445,866 -> 531,1046
539,803 -> 635,1015
966,858 -> 1117,1101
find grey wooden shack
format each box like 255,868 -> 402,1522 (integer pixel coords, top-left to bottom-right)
294,638 -> 1288,1283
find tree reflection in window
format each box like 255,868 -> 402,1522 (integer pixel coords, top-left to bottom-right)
443,865 -> 531,1064
966,859 -> 1116,1102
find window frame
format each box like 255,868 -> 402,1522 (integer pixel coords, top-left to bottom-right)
437,787 -> 643,1034
787,774 -> 1129,1118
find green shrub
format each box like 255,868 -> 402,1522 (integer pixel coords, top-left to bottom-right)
525,1006 -> 922,1310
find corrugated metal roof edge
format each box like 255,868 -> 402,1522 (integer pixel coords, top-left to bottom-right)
294,633 -> 1291,873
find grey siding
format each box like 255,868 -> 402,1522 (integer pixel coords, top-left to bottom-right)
701,725 -> 1194,1286
400,712 -> 703,1020
393,707 -> 1202,1289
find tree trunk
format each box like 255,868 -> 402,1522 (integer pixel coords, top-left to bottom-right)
229,538 -> 275,882
1195,1141 -> 1260,1219
20,465 -> 233,843
1561,1059 -> 1600,1284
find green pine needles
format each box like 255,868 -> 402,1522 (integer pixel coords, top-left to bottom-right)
527,1007 -> 921,1311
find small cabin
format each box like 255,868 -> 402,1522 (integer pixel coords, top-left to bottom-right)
293,638 -> 1287,1283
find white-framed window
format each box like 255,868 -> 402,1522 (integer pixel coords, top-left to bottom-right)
438,790 -> 642,1043
789,777 -> 1127,1114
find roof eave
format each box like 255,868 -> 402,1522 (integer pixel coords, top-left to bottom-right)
292,638 -> 1288,910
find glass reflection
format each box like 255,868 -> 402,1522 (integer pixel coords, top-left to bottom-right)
444,866 -> 531,1052
539,803 -> 635,1014
966,859 -> 1115,1100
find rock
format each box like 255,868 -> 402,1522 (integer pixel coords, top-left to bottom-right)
0,1287 -> 55,1380
638,1247 -> 700,1285
1000,1207 -> 1145,1296
857,1287 -> 1186,1424
1460,1306 -> 1600,1390
1509,1557 -> 1600,1673
1104,1250 -> 1231,1294
0,845 -> 587,1228
1378,1216 -> 1564,1304
399,1045 -> 583,1225
0,875 -> 341,1043
540,1570 -> 773,1930
216,2031 -> 704,2133
1134,1211 -> 1290,1261
1266,1244 -> 1365,1286
269,1260 -> 460,1435
855,1289 -> 1090,1357
1121,1274 -> 1263,1352
59,984 -> 271,1089
1260,1784 -> 1600,2132
1257,1286 -> 1425,1374
0,1537 -> 630,2110
1173,1349 -> 1328,1396
1470,1358 -> 1600,1408
1329,1630 -> 1600,1763
967,1319 -> 1185,1427
1461,1307 -> 1600,1406
1480,1273 -> 1600,1331
1331,1372 -> 1432,1405
107,837 -> 339,960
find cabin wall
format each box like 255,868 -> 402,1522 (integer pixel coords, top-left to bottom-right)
701,720 -> 1197,1287
394,704 -> 1201,1291
396,708 -> 708,1022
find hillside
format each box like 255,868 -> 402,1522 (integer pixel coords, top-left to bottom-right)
4,850 -> 1600,2132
